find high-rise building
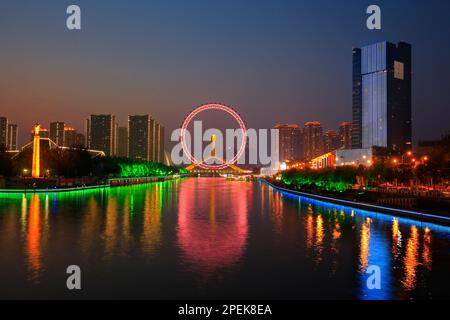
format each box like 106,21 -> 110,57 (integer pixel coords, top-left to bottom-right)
339,122 -> 352,149
117,127 -> 128,158
274,124 -> 303,162
303,121 -> 324,161
154,123 -> 164,163
149,118 -> 156,162
86,114 -> 117,156
7,124 -> 18,151
64,127 -> 77,147
156,123 -> 165,163
352,41 -> 412,152
128,115 -> 151,161
128,115 -> 165,163
0,117 -> 8,150
324,130 -> 340,153
352,48 -> 362,149
75,133 -> 85,148
50,122 -> 65,146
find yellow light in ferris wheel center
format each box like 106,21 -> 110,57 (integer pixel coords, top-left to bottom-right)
211,134 -> 216,157
32,123 -> 41,178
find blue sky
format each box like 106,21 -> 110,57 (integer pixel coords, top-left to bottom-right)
1,0 -> 449,144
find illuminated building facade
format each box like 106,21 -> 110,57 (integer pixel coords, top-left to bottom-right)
311,147 -> 382,169
274,124 -> 303,162
50,122 -> 65,146
86,114 -> 117,156
310,151 -> 337,170
352,41 -> 412,152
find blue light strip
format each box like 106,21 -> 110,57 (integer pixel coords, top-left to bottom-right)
260,179 -> 450,225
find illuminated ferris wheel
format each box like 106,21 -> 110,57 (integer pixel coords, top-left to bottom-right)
180,103 -> 247,171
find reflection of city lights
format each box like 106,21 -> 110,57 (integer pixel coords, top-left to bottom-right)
177,178 -> 248,273
403,226 -> 419,291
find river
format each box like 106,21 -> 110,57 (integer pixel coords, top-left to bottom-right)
0,177 -> 449,299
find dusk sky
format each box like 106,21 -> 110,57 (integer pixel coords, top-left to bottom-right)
1,0 -> 450,146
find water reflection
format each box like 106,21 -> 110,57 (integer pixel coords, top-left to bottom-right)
422,228 -> 432,271
177,178 -> 249,275
26,195 -> 42,283
141,184 -> 162,256
359,218 -> 372,272
0,178 -> 448,299
402,226 -> 420,291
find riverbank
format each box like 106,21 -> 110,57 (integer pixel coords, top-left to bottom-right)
0,174 -> 186,194
0,184 -> 109,194
261,179 -> 450,226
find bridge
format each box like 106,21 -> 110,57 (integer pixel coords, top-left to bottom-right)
15,138 -> 105,159
184,134 -> 252,175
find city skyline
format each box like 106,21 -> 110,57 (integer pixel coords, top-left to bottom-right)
1,1 -> 450,147
0,1 -> 449,304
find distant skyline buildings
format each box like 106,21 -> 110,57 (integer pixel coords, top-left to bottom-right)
324,130 -> 340,153
7,124 -> 18,151
303,122 -> 324,161
154,122 -> 165,164
0,113 -> 167,164
127,115 -> 165,163
339,122 -> 352,150
0,117 -> 18,151
86,114 -> 117,157
274,124 -> 302,163
50,122 -> 65,146
128,115 -> 151,161
117,126 -> 128,158
0,117 -> 8,150
275,120 -> 353,163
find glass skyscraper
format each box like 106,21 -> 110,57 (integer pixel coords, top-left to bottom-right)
352,41 -> 412,152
